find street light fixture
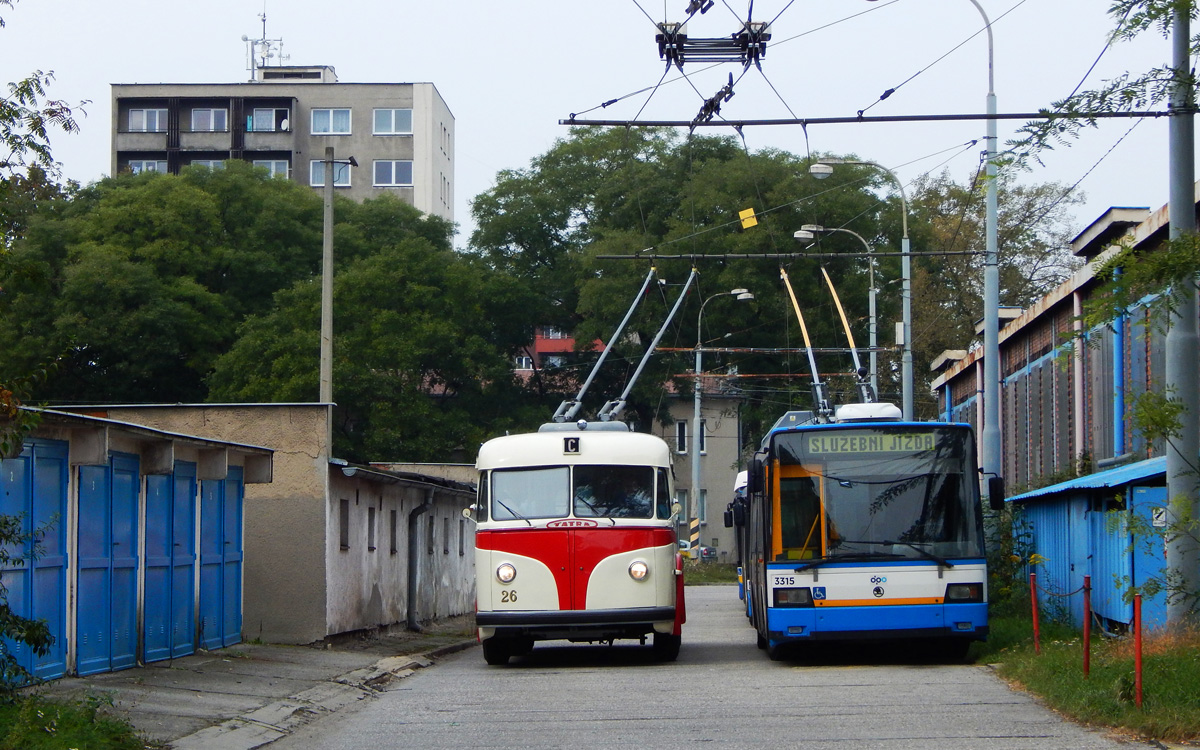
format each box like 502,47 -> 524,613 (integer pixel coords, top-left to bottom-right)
809,158 -> 913,420
797,224 -> 879,399
690,288 -> 754,557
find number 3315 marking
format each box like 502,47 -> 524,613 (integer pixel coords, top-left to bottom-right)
500,590 -> 518,603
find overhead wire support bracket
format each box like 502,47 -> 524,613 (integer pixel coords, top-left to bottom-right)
655,20 -> 771,69
691,73 -> 736,129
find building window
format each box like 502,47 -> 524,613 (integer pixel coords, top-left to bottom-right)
543,327 -> 567,339
373,108 -> 412,135
675,421 -> 687,454
367,506 -> 377,552
390,509 -> 398,555
128,108 -> 167,132
310,160 -> 352,187
675,489 -> 688,525
191,108 -> 228,132
699,488 -> 707,522
543,355 -> 565,369
252,160 -> 289,178
251,107 -> 290,132
311,108 -> 351,134
128,160 -> 167,174
373,160 -> 413,187
699,418 -> 707,455
189,159 -> 225,170
339,498 -> 350,551
458,519 -> 465,556
514,355 -> 533,370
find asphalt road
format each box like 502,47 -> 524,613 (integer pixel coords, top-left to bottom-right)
273,585 -> 1138,749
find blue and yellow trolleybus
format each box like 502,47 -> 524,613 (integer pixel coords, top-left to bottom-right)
741,402 -> 990,660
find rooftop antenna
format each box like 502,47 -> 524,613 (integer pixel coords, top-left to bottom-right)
242,5 -> 286,81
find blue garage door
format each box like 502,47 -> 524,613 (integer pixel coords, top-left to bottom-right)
0,439 -> 68,680
199,467 -> 244,650
76,454 -> 140,675
1131,486 -> 1169,630
144,462 -> 197,662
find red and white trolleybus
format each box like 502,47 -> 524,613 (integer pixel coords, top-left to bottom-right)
471,420 -> 685,665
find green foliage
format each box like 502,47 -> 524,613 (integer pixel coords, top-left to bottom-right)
0,694 -> 148,749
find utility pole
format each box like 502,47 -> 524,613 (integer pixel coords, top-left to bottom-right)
1165,7 -> 1199,628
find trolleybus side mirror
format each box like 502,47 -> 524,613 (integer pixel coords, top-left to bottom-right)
724,508 -> 734,528
747,454 -> 765,496
733,502 -> 746,527
462,506 -> 475,522
671,502 -> 683,518
987,476 -> 1006,511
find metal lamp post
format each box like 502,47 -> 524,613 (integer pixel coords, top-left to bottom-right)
691,288 -> 754,557
798,224 -> 878,398
810,159 -> 912,420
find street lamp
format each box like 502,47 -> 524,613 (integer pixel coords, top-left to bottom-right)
691,288 -> 754,557
797,224 -> 878,399
810,158 -> 913,420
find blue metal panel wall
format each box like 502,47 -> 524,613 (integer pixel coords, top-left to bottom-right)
1089,504 -> 1131,626
76,454 -> 140,676
222,468 -> 244,648
0,439 -> 68,680
171,463 -> 197,658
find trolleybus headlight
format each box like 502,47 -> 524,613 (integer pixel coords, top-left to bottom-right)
628,560 -> 650,581
496,563 -> 517,584
773,587 -> 813,607
945,583 -> 983,603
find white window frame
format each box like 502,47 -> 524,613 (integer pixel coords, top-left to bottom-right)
129,108 -> 167,133
698,418 -> 707,455
311,107 -> 352,135
373,108 -> 413,135
190,108 -> 228,132
310,160 -> 352,188
373,160 -> 413,187
128,159 -> 167,174
514,355 -> 533,371
675,420 -> 688,455
189,159 -> 225,170
252,160 -> 289,178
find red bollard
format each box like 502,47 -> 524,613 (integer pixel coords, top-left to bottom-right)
1083,575 -> 1091,678
1134,594 -> 1143,708
1030,572 -> 1041,654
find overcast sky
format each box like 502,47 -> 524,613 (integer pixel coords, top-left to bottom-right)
1,0 -> 1183,249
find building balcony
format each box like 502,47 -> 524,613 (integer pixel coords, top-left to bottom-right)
180,131 -> 233,150
244,130 -> 296,151
115,131 -> 168,151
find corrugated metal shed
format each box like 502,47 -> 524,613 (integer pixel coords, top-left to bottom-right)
1008,456 -> 1165,503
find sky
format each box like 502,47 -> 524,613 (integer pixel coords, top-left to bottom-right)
1,0 -> 1185,250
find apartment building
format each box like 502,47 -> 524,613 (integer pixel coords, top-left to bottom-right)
110,65 -> 454,221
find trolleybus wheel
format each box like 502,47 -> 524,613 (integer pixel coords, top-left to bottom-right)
942,638 -> 971,662
482,637 -> 511,666
766,641 -> 787,661
652,632 -> 681,662
756,631 -> 767,650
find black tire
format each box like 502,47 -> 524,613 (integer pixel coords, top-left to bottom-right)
652,632 -> 681,662
942,638 -> 972,662
511,637 -> 535,657
756,631 -> 767,650
482,638 -> 511,666
766,641 -> 787,661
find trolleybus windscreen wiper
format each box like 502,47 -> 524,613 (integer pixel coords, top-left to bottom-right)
792,552 -> 903,572
836,539 -> 955,568
493,498 -> 532,526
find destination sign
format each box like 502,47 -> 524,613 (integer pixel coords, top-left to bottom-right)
807,432 -> 936,454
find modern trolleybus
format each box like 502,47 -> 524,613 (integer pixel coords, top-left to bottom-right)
739,401 -> 991,660
472,422 -> 684,665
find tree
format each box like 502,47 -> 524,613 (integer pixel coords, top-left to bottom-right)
208,233 -> 542,463
907,170 -> 1083,416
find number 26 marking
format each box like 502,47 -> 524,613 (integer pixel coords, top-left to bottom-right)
500,590 -> 518,603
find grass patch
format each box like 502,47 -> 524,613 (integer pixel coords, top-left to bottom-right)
0,694 -> 152,749
982,611 -> 1200,743
682,560 -> 738,584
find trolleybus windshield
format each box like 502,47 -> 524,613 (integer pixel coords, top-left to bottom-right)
490,465 -> 671,521
771,426 -> 983,562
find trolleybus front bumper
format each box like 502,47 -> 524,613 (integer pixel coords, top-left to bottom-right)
477,606 -> 676,642
767,602 -> 988,643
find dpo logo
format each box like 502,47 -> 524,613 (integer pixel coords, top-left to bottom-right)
870,575 -> 887,584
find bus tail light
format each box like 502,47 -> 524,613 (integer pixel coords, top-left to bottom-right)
496,563 -> 517,583
773,588 -> 813,607
629,561 -> 650,581
945,583 -> 983,603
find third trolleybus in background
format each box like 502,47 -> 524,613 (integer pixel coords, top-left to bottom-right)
738,401 -> 994,660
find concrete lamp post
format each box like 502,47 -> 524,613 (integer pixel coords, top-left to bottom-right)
690,288 -> 754,557
809,159 -> 912,420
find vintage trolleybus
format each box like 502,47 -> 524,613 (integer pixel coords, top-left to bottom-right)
741,402 -> 989,660
471,421 -> 685,665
